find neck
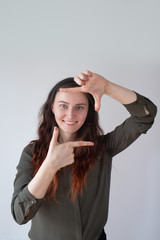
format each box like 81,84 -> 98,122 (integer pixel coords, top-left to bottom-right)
59,130 -> 76,143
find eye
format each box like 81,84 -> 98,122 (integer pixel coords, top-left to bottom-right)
75,106 -> 84,110
60,104 -> 68,109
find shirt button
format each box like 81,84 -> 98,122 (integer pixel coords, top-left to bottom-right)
31,200 -> 34,204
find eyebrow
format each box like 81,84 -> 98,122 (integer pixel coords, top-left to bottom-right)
58,101 -> 87,106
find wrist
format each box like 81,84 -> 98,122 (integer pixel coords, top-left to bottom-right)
43,157 -> 59,174
104,79 -> 113,95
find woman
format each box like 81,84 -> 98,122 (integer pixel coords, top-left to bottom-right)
11,70 -> 157,240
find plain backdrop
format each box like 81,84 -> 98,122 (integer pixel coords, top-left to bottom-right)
0,0 -> 159,239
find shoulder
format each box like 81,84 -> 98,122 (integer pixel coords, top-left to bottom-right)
17,142 -> 35,169
22,142 -> 35,156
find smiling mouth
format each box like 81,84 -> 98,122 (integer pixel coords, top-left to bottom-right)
63,120 -> 77,125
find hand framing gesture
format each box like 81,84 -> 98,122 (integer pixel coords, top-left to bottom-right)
60,70 -> 108,111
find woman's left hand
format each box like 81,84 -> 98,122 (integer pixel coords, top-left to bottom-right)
60,70 -> 108,111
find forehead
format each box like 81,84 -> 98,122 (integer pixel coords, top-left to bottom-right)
54,91 -> 88,104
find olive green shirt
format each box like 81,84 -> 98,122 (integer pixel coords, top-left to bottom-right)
11,93 -> 157,240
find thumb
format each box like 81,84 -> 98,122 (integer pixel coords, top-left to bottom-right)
93,93 -> 101,112
51,126 -> 59,147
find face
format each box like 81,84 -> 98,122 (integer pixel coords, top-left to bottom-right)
52,91 -> 89,141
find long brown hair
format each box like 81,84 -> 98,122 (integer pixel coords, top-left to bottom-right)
31,78 -> 104,201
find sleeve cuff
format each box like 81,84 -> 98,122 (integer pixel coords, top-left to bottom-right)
19,185 -> 44,215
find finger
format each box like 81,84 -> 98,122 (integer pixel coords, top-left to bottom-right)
78,73 -> 89,81
85,70 -> 92,77
51,126 -> 59,147
69,141 -> 94,148
74,77 -> 86,85
59,87 -> 83,93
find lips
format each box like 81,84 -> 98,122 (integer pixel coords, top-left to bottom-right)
63,120 -> 77,125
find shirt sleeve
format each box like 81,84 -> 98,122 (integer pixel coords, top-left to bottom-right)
11,143 -> 44,225
104,92 -> 157,157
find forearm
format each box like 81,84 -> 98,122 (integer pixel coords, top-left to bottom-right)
28,159 -> 57,199
104,80 -> 137,104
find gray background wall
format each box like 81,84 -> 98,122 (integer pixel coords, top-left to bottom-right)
0,0 -> 159,239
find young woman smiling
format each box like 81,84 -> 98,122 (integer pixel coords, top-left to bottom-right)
11,70 -> 157,240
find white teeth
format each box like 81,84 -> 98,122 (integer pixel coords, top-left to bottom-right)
64,121 -> 76,124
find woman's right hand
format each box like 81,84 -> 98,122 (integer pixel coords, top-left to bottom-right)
45,127 -> 94,172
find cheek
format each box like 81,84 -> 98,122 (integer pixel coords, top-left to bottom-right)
79,110 -> 88,122
53,109 -> 64,120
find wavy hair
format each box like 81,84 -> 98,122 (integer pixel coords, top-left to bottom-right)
31,78 -> 104,201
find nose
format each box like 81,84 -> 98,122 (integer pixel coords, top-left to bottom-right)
67,107 -> 75,119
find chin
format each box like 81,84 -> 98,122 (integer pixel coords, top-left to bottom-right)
63,128 -> 79,134
60,125 -> 81,134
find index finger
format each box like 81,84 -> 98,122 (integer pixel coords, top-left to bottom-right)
59,87 -> 83,93
70,141 -> 94,148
